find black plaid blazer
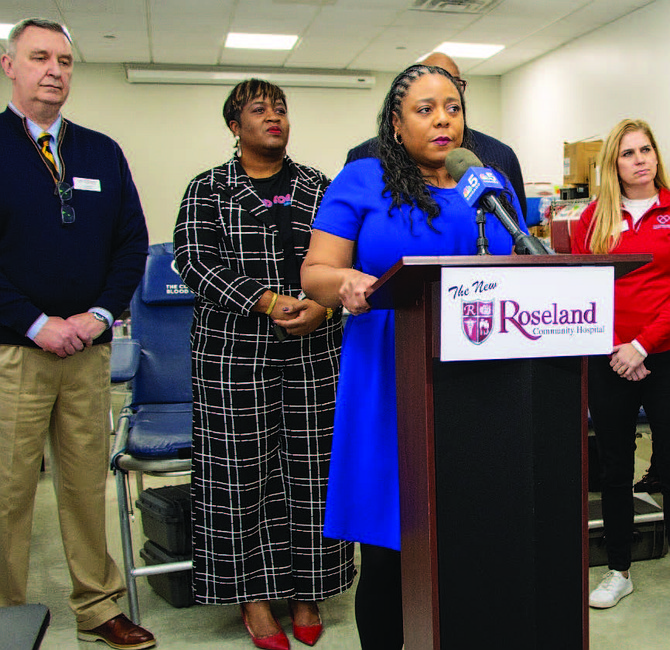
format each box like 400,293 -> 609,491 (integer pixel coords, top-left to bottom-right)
174,155 -> 330,319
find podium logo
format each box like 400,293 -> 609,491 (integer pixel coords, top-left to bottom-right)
462,300 -> 494,344
460,299 -> 601,345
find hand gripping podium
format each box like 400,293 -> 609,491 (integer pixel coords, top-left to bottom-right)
366,254 -> 650,650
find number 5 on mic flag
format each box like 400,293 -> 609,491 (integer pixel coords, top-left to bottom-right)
456,167 -> 504,208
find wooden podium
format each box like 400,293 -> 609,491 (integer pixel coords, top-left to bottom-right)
367,254 -> 650,650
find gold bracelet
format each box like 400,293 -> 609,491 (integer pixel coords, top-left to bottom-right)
265,292 -> 279,315
325,307 -> 333,320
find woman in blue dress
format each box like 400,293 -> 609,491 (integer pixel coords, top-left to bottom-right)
301,64 -> 524,650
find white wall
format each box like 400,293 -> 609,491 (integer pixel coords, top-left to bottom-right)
501,0 -> 670,187
0,66 -> 501,243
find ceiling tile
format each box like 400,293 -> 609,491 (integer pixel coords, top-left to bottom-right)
543,0 -> 654,39
306,6 -> 402,35
333,0 -> 410,8
390,9 -> 478,30
153,38 -> 221,66
218,48 -> 293,68
0,0 -> 60,23
150,0 -> 234,29
454,15 -> 558,43
230,0 -> 320,33
468,47 -> 548,74
485,0 -> 592,20
286,36 -> 375,69
62,2 -> 148,63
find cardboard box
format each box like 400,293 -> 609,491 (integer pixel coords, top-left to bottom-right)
588,159 -> 600,197
563,141 -> 603,185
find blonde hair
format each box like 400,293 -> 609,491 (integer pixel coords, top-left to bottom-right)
589,119 -> 670,253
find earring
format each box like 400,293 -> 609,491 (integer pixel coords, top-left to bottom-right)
394,131 -> 403,145
234,135 -> 241,157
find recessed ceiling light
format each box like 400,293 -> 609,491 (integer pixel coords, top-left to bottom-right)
434,41 -> 504,59
0,23 -> 14,40
225,32 -> 298,50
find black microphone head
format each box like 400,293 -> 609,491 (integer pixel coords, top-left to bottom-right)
444,147 -> 483,183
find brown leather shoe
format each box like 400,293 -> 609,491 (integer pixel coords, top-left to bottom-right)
77,614 -> 156,649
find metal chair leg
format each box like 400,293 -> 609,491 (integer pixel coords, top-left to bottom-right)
135,471 -> 145,496
115,468 -> 141,625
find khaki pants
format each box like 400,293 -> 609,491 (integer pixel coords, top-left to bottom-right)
0,344 -> 125,629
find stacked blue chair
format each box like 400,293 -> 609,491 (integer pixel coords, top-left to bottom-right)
110,242 -> 194,624
110,338 -> 141,385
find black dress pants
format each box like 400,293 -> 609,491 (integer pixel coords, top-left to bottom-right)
588,350 -> 670,571
355,544 -> 403,650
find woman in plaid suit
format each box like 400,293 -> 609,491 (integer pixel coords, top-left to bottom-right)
173,79 -> 354,650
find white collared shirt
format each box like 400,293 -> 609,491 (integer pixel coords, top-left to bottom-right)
9,101 -> 62,173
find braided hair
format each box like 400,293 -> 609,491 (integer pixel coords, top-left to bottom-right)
223,78 -> 287,129
378,64 -> 475,228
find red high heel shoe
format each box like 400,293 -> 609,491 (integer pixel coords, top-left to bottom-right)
289,602 -> 323,647
240,605 -> 290,650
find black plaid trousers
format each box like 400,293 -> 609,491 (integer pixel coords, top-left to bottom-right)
174,156 -> 355,603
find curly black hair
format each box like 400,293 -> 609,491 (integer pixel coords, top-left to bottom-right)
377,64 -> 477,229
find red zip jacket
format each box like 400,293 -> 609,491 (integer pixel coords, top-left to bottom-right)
571,187 -> 670,354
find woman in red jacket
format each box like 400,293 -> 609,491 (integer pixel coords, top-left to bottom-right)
572,118 -> 670,608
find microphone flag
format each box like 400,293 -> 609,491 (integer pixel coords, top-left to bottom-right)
456,166 -> 504,208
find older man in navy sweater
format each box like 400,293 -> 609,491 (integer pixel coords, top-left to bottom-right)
0,18 -> 153,649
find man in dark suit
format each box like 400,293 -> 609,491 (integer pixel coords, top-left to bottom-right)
346,52 -> 528,221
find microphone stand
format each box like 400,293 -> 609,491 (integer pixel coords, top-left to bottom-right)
475,207 -> 490,255
482,193 -> 555,255
513,231 -> 555,255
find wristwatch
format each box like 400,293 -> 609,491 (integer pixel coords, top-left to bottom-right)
298,291 -> 334,320
91,311 -> 109,328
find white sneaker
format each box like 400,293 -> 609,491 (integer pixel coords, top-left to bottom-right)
589,570 -> 633,608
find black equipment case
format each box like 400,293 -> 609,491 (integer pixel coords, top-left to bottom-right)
135,483 -> 191,555
139,541 -> 194,608
136,483 -> 193,607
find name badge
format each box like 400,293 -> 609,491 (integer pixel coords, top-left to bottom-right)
73,177 -> 101,192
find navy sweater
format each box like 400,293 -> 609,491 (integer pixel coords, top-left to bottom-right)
0,107 -> 148,347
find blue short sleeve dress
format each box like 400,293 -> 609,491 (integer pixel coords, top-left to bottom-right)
312,158 -> 522,550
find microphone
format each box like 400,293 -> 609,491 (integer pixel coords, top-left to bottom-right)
444,148 -> 554,255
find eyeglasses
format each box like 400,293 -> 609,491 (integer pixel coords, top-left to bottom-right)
55,181 -> 75,225
453,77 -> 468,93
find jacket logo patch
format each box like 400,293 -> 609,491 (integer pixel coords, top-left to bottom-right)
653,213 -> 670,229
